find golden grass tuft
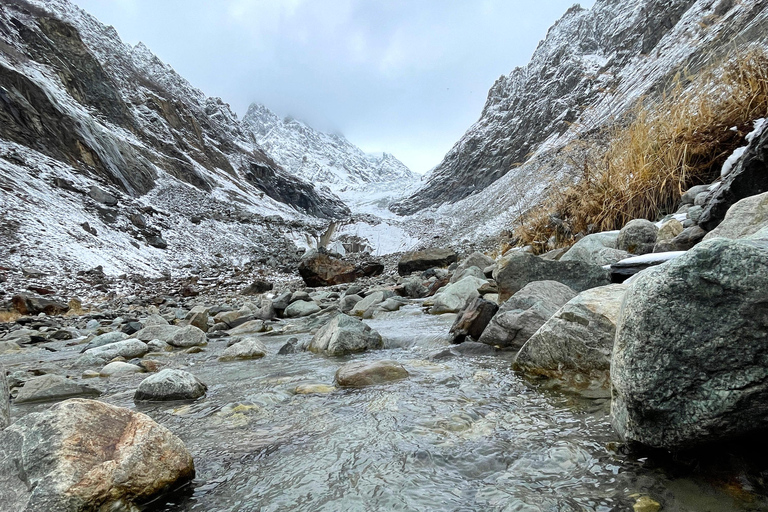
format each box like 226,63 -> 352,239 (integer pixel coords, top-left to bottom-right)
0,311 -> 21,323
514,46 -> 768,252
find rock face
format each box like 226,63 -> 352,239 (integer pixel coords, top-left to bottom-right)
611,237 -> 768,450
699,122 -> 768,231
703,191 -> 768,241
0,398 -> 194,511
335,360 -> 409,387
449,297 -> 499,343
308,314 -> 384,356
398,248 -> 458,275
494,252 -> 610,301
134,369 -> 207,401
15,374 -> 100,404
515,284 -> 627,376
478,281 -> 577,350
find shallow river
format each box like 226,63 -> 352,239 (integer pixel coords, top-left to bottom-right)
8,305 -> 768,511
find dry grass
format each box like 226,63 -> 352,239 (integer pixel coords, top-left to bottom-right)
0,311 -> 21,323
514,46 -> 768,252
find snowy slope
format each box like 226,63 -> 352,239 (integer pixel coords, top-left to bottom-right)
0,0 -> 350,276
392,0 -> 768,247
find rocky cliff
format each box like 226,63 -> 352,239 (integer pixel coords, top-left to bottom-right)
0,0 -> 350,275
391,0 -> 768,228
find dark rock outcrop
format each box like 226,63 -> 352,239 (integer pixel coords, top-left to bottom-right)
449,297 -> 499,344
397,248 -> 458,275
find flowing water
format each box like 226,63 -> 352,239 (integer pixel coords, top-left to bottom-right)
8,305 -> 768,511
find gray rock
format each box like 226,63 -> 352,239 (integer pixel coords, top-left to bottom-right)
335,360 -> 409,387
0,365 -> 9,429
610,251 -> 685,283
616,219 -> 658,255
378,297 -> 408,312
219,337 -> 268,361
0,341 -> 21,355
397,277 -> 429,299
478,280 -> 577,350
84,339 -> 149,361
278,339 -> 298,355
427,275 -> 487,314
703,191 -> 768,241
450,265 -> 485,284
134,369 -> 207,401
227,320 -> 266,336
83,331 -> 129,349
687,205 -> 703,223
397,248 -> 458,275
167,325 -> 207,348
456,252 -> 495,274
493,252 -> 610,301
147,339 -> 173,352
560,231 -> 629,266
515,284 -> 627,377
0,399 -> 194,511
143,314 -> 170,326
656,219 -> 684,243
88,185 -> 118,206
611,237 -> 768,450
184,305 -> 209,332
351,290 -> 394,317
284,300 -> 322,318
340,294 -> 363,313
307,314 -> 383,356
680,184 -> 711,205
133,324 -> 179,344
449,297 -> 499,343
693,190 -> 709,206
99,361 -> 144,377
15,374 -> 100,403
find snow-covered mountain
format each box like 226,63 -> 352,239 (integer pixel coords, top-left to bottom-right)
242,103 -> 420,215
392,0 -> 768,233
0,0 -> 350,276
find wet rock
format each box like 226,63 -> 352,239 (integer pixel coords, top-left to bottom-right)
219,337 -> 268,361
335,360 -> 409,387
560,231 -> 630,266
227,319 -> 266,336
395,277 -> 429,299
703,191 -> 768,241
449,297 -> 499,343
351,290 -> 394,317
427,275 -> 488,314
15,374 -> 100,403
99,361 -> 144,377
277,338 -> 298,355
453,341 -> 497,356
284,300 -> 322,318
87,185 -> 118,206
298,249 -> 358,287
0,365 -> 9,428
612,237 -> 768,450
307,314 -> 383,356
134,369 -> 207,401
84,339 -> 149,361
0,340 -> 21,354
616,219 -> 658,255
478,281 -> 577,350
515,284 -> 627,377
295,384 -> 336,394
378,297 -> 408,312
241,280 -> 273,295
397,248 -> 458,276
494,252 -> 610,301
11,293 -> 69,315
0,399 -> 194,511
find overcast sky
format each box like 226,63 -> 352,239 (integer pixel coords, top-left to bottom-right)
71,0 -> 595,174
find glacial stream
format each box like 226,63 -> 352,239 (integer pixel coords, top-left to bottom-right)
8,304 -> 768,511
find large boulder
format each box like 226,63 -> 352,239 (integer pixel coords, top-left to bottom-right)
427,275 -> 488,314
11,293 -> 69,315
134,369 -> 207,401
448,297 -> 499,344
616,219 -> 658,255
15,374 -> 100,404
184,305 -> 209,331
703,191 -> 768,241
284,300 -> 322,318
493,252 -> 610,301
515,284 -> 628,378
298,249 -> 371,287
397,248 -> 458,275
611,237 -> 768,450
307,314 -> 383,356
350,290 -> 395,317
699,123 -> 768,231
335,360 -> 409,387
219,337 -> 268,361
167,325 -> 207,348
478,281 -> 577,350
0,399 -> 194,511
560,231 -> 630,266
